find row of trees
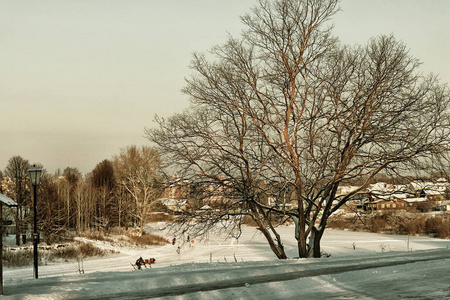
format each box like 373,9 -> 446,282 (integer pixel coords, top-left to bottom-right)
1,146 -> 162,245
146,0 -> 450,258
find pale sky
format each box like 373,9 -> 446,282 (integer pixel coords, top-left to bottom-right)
1,0 -> 449,175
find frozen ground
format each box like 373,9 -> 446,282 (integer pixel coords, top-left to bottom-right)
2,225 -> 450,299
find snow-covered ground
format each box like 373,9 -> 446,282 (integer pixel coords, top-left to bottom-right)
2,225 -> 450,299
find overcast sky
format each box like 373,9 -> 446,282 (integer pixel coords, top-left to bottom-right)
1,0 -> 449,175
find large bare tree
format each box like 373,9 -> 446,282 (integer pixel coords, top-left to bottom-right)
149,106 -> 289,258
148,0 -> 450,258
113,145 -> 162,235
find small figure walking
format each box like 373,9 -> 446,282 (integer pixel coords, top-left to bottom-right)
176,246 -> 181,255
187,235 -> 190,243
352,242 -> 356,250
172,237 -> 176,245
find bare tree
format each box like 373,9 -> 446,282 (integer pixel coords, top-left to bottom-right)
90,160 -> 116,232
60,167 -> 82,229
148,0 -> 450,258
148,107 -> 289,258
4,156 -> 30,245
39,171 -> 67,243
113,146 -> 162,235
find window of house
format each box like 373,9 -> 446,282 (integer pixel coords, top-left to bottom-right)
386,204 -> 390,208
392,204 -> 396,208
381,204 -> 385,209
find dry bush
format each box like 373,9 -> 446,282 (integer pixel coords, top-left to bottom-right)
425,217 -> 442,235
415,201 -> 434,213
424,216 -> 450,239
436,221 -> 450,239
128,233 -> 168,246
80,231 -> 114,243
2,248 -> 33,267
53,245 -> 80,259
408,216 -> 426,234
78,241 -> 109,257
328,217 -> 353,229
147,213 -> 174,223
367,216 -> 387,233
53,241 -> 110,259
397,216 -> 427,235
2,241 -> 111,267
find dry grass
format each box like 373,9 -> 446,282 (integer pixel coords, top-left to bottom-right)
329,212 -> 449,239
2,248 -> 33,267
147,213 -> 175,223
2,241 -> 113,267
80,231 -> 115,243
128,233 -> 168,246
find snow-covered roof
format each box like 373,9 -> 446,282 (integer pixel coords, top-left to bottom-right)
0,193 -> 17,207
392,194 -> 407,199
368,183 -> 406,194
403,197 -> 427,203
424,189 -> 444,196
161,198 -> 187,206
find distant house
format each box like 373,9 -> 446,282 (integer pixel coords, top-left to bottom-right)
162,173 -> 191,200
403,197 -> 428,205
366,198 -> 408,211
158,198 -> 188,212
408,180 -> 447,201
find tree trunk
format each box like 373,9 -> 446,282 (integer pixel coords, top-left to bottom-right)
249,202 -> 287,259
308,226 -> 324,258
296,184 -> 308,258
257,224 -> 287,259
15,207 -> 20,246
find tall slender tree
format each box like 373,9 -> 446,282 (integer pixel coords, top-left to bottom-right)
114,146 -> 162,235
4,156 -> 30,245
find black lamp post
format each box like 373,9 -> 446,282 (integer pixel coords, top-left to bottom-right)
27,165 -> 42,279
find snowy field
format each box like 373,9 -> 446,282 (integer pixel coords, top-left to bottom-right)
2,224 -> 450,299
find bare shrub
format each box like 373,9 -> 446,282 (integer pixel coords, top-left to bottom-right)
409,216 -> 427,234
147,213 -> 174,223
52,242 -> 109,259
78,242 -> 108,257
128,234 -> 168,246
80,231 -> 114,243
2,241 -> 113,267
328,217 -> 353,229
397,216 -> 426,235
53,245 -> 80,260
425,217 -> 442,235
436,221 -> 450,239
367,216 -> 387,233
415,201 -> 434,213
2,248 -> 33,267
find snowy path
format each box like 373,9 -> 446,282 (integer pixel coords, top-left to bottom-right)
68,248 -> 450,300
3,248 -> 450,299
2,226 -> 449,299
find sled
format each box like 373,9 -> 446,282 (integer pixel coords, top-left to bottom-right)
131,257 -> 156,270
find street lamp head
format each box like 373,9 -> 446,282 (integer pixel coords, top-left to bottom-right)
27,165 -> 43,186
